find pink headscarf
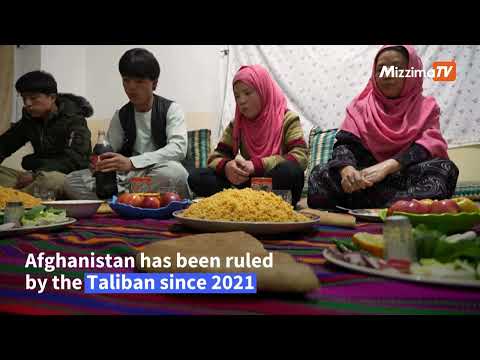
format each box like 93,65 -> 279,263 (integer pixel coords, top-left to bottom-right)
231,65 -> 286,159
340,45 -> 449,162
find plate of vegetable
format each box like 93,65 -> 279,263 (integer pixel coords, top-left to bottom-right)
323,225 -> 480,288
0,205 -> 76,236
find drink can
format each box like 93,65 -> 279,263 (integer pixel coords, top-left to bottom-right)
129,177 -> 152,194
251,177 -> 272,192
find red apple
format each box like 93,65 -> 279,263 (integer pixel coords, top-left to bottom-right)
430,199 -> 460,214
118,192 -> 134,205
141,196 -> 161,209
128,194 -> 144,207
405,199 -> 431,214
161,192 -> 181,206
444,199 -> 460,213
387,200 -> 411,216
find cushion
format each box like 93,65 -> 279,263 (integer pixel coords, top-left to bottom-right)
307,127 -> 338,176
453,182 -> 480,200
182,129 -> 211,172
303,127 -> 338,196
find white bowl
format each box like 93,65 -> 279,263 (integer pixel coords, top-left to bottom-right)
42,200 -> 104,218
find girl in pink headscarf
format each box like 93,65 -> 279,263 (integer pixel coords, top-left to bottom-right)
308,45 -> 459,209
188,64 -> 308,206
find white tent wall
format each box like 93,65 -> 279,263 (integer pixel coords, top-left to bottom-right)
219,45 -> 480,183
221,45 -> 480,149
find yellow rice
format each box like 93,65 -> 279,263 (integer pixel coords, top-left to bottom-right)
0,186 -> 42,209
183,188 -> 309,222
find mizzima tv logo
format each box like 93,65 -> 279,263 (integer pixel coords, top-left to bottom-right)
379,61 -> 456,81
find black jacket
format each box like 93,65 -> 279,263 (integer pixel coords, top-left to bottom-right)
0,93 -> 93,174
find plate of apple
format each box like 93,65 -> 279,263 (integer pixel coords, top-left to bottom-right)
379,197 -> 480,234
108,192 -> 191,219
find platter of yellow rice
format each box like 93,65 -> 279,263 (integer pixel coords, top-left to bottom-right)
173,188 -> 319,234
0,186 -> 42,209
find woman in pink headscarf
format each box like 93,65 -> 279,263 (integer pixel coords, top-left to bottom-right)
308,45 -> 459,209
188,64 -> 308,206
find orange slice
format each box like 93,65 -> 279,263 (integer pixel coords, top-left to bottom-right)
352,232 -> 385,258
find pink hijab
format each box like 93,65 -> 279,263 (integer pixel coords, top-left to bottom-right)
231,65 -> 286,158
340,45 -> 449,162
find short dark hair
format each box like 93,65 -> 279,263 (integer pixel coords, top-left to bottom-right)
377,46 -> 410,64
119,48 -> 160,81
15,70 -> 58,95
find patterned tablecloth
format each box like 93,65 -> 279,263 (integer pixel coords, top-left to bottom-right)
1,214 -> 479,315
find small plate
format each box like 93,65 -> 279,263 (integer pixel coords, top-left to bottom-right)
348,209 -> 384,222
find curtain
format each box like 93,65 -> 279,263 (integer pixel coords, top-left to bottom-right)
220,45 -> 480,148
0,45 -> 14,135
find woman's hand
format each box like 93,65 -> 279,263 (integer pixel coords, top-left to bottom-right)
235,158 -> 255,176
95,152 -> 134,173
340,166 -> 373,193
360,159 -> 401,185
225,160 -> 250,185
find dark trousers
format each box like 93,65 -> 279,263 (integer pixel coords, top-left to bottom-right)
307,158 -> 459,209
188,161 -> 305,206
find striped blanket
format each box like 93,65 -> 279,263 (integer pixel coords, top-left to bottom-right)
1,214 -> 479,315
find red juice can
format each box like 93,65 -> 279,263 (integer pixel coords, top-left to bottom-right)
251,177 -> 273,192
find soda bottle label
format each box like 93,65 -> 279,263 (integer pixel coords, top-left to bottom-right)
90,154 -> 99,167
386,259 -> 411,273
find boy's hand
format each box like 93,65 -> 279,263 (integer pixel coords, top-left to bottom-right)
95,152 -> 133,172
15,172 -> 34,189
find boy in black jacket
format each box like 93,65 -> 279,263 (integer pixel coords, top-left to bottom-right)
0,71 -> 92,198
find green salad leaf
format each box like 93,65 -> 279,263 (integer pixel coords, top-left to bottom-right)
21,207 -> 67,227
433,238 -> 480,264
410,258 -> 477,280
412,224 -> 480,267
23,205 -> 46,220
413,225 -> 446,259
